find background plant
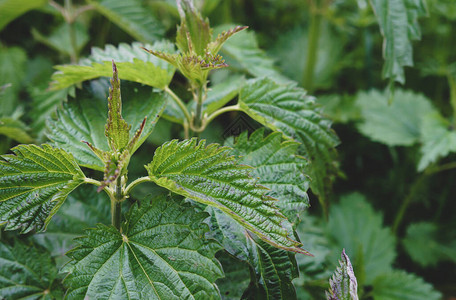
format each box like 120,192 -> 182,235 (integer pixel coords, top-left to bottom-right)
0,0 -> 454,299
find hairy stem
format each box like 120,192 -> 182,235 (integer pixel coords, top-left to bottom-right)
164,86 -> 192,125
302,6 -> 322,92
112,176 -> 123,231
193,85 -> 204,131
64,0 -> 78,63
203,104 -> 241,128
124,176 -> 151,195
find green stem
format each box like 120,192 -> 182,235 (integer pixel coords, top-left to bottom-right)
203,104 -> 241,127
193,85 -> 204,131
392,174 -> 427,235
124,176 -> 151,195
112,176 -> 123,230
302,7 -> 322,92
447,73 -> 456,125
64,0 -> 78,63
164,86 -> 192,125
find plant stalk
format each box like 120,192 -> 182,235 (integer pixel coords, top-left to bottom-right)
302,6 -> 322,92
193,85 -> 204,131
111,176 -> 123,230
164,86 -> 192,125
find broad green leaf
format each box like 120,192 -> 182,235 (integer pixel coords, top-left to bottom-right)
145,138 -> 308,254
215,25 -> 290,84
89,0 -> 164,43
0,240 -> 64,299
207,207 -> 298,300
64,195 -> 223,299
32,185 -> 111,260
418,113 -> 456,171
356,89 -> 435,146
0,144 -> 85,233
402,222 -> 456,267
0,0 -> 47,31
0,116 -> 33,143
372,270 -> 441,300
51,42 -> 175,90
326,193 -> 396,285
238,77 -> 339,207
105,62 -> 131,152
326,249 -> 359,300
369,0 -> 427,84
47,90 -> 166,171
319,94 -> 361,124
29,86 -> 71,139
0,46 -> 27,115
226,129 -> 309,222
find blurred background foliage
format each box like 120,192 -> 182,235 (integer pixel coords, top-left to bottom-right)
0,0 -> 455,299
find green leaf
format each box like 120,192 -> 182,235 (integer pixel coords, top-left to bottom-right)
31,22 -> 89,57
238,77 -> 339,208
176,0 -> 212,56
0,46 -> 27,115
64,195 -> 223,299
29,86 -> 71,139
0,144 -> 85,233
372,270 -> 441,300
356,89 -> 435,146
145,138 -> 308,254
105,62 -> 131,152
369,0 -> 427,84
51,42 -> 175,90
207,207 -> 298,299
215,252 -> 251,300
402,222 -> 456,267
215,25 -> 291,84
326,249 -> 359,300
88,0 -> 165,43
0,116 -> 33,143
0,240 -> 64,299
0,0 -> 47,31
418,113 -> 456,171
226,129 -> 309,223
47,90 -> 166,171
32,185 -> 111,260
326,193 -> 396,285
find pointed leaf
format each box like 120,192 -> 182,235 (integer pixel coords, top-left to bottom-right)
145,138 -> 308,254
0,0 -> 47,31
418,112 -> 456,171
105,62 -> 131,151
369,0 -> 427,84
176,0 -> 212,56
207,25 -> 248,56
51,42 -> 175,90
326,193 -> 396,285
372,270 -> 441,300
0,240 -> 64,299
47,91 -> 166,171
32,185 -> 111,259
0,144 -> 85,233
326,249 -> 359,300
215,25 -> 290,84
88,0 -> 164,43
0,116 -> 33,143
207,207 -> 299,299
64,195 -> 223,299
238,77 -> 339,206
356,89 -> 435,146
227,129 -> 309,222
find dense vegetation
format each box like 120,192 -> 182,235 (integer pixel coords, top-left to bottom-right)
0,0 -> 455,299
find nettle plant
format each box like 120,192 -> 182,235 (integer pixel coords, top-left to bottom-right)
0,1 -> 349,299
